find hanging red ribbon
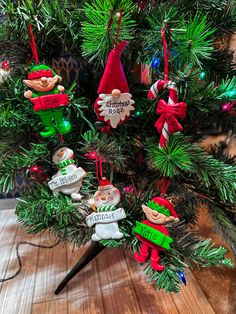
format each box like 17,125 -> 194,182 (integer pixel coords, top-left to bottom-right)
85,151 -> 105,183
161,176 -> 171,195
161,27 -> 170,82
155,99 -> 187,134
27,23 -> 39,63
115,10 -> 123,48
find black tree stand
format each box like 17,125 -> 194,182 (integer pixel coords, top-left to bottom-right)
55,242 -> 105,295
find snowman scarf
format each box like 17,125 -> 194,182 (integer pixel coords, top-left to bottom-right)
58,159 -> 75,175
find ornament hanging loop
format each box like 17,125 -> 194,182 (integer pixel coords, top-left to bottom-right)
161,22 -> 172,83
27,23 -> 39,63
161,176 -> 171,196
115,9 -> 123,48
85,150 -> 105,183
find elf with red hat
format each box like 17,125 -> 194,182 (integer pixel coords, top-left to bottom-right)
23,64 -> 71,138
94,41 -> 135,132
133,196 -> 179,271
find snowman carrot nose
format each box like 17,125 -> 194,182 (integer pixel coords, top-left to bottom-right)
101,196 -> 106,200
57,151 -> 64,157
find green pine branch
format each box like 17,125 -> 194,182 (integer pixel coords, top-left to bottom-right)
15,184 -> 93,246
146,134 -> 236,203
140,225 -> 233,293
80,130 -> 131,174
176,13 -> 216,68
0,144 -> 48,192
146,137 -> 192,177
0,0 -> 83,56
15,180 -> 233,293
81,0 -> 136,64
207,201 -> 236,255
144,11 -> 215,68
190,239 -> 233,268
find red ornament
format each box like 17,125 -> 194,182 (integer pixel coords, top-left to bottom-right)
221,101 -> 236,112
84,151 -> 99,160
85,151 -> 105,163
1,61 -> 10,71
29,164 -> 48,184
123,185 -> 135,194
221,101 -> 236,116
30,165 -> 40,173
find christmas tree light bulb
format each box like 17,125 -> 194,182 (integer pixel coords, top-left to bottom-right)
178,271 -> 187,285
1,61 -> 10,70
31,165 -> 40,172
151,57 -> 160,69
135,110 -> 143,117
199,71 -> 206,80
226,90 -> 236,99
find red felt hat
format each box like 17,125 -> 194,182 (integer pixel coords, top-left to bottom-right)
28,69 -> 54,80
152,196 -> 179,220
98,177 -> 114,190
97,41 -> 129,94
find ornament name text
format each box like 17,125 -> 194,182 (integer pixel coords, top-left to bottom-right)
134,221 -> 173,250
48,168 -> 86,190
86,208 -> 126,227
31,93 -> 69,111
105,99 -> 130,115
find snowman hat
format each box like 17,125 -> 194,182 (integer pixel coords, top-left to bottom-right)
97,41 -> 129,95
98,177 -> 114,191
147,196 -> 179,220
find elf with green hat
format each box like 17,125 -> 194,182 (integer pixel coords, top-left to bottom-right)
133,196 -> 179,271
23,64 -> 71,138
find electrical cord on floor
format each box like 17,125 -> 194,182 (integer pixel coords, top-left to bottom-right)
0,240 -> 60,283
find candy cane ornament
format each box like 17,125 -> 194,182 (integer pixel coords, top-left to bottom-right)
147,26 -> 186,148
148,80 -> 186,148
147,79 -> 166,100
160,81 -> 178,147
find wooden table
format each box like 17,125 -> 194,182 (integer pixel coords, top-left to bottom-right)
0,208 -> 216,314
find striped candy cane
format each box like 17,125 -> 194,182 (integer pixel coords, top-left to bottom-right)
148,80 -> 178,148
147,79 -> 166,100
159,81 -> 178,147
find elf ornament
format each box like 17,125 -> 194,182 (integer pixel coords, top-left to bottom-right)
86,178 -> 126,241
94,41 -> 135,132
133,196 -> 179,271
48,147 -> 87,201
23,64 -> 71,138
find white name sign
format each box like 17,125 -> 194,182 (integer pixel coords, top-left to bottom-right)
98,93 -> 135,128
86,208 -> 126,227
48,168 -> 87,191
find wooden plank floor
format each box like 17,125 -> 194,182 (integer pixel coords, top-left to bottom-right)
0,209 -> 215,314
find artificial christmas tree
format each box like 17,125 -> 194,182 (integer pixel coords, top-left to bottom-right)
0,0 -> 235,294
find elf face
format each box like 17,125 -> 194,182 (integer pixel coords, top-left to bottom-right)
94,186 -> 121,208
142,205 -> 173,224
53,147 -> 74,164
23,75 -> 60,92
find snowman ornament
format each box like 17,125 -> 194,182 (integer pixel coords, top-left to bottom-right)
48,147 -> 87,201
86,178 -> 126,241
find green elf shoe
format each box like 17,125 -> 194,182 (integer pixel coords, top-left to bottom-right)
57,120 -> 72,134
40,126 -> 56,138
